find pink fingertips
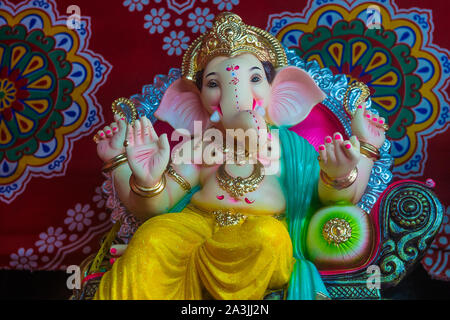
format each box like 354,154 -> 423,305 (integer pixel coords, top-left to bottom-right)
110,258 -> 115,265
100,132 -> 104,136
110,248 -> 117,254
372,117 -> 377,121
326,138 -> 332,143
379,119 -> 384,124
366,114 -> 371,118
113,127 -> 117,131
319,145 -> 325,151
357,105 -> 363,109
345,144 -> 351,149
334,134 -> 341,140
106,130 -> 111,134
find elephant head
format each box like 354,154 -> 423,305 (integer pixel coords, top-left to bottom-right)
155,53 -> 326,138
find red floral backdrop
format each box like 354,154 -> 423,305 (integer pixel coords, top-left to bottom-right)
0,0 -> 448,280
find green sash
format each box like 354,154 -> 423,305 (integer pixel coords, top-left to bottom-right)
278,126 -> 329,300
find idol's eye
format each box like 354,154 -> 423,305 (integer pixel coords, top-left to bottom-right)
251,74 -> 262,83
206,80 -> 219,88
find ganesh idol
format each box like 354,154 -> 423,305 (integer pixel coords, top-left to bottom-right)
92,13 -> 387,300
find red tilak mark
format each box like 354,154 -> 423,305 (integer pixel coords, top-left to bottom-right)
216,195 -> 224,200
245,198 -> 255,204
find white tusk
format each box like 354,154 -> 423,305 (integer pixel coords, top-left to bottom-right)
210,110 -> 221,123
255,105 -> 266,116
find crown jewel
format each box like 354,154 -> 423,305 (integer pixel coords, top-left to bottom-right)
182,12 -> 287,80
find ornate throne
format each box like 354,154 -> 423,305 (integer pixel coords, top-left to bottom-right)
72,49 -> 444,300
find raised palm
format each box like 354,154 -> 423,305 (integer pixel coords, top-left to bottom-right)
96,115 -> 127,162
125,117 -> 170,187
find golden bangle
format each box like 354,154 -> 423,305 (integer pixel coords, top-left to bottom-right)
320,167 -> 358,190
102,153 -> 128,173
129,174 -> 166,198
166,164 -> 191,192
359,141 -> 380,161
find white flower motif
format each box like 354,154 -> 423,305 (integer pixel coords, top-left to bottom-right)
123,0 -> 149,12
92,186 -> 106,208
213,0 -> 239,11
187,7 -> 214,33
9,248 -> 38,270
163,31 -> 190,56
144,8 -> 170,34
64,203 -> 94,232
35,227 -> 67,254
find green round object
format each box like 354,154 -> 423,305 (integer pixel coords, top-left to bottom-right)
306,205 -> 375,271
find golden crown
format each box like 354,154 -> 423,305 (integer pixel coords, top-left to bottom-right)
181,12 -> 288,80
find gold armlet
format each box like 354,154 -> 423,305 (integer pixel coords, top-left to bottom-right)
129,174 -> 166,198
166,164 -> 191,192
359,141 -> 380,161
320,167 -> 358,190
102,153 -> 128,173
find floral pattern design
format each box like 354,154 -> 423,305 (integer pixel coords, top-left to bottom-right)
9,248 -> 38,270
64,203 -> 95,232
35,227 -> 67,254
123,0 -> 241,57
213,0 -> 239,11
123,0 -> 149,12
144,8 -> 171,34
163,31 -> 190,56
187,7 -> 214,33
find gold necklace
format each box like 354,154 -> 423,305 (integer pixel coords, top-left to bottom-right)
216,160 -> 265,199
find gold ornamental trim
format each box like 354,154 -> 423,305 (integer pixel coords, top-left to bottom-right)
182,12 -> 288,80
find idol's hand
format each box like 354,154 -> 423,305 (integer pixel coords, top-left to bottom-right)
351,103 -> 387,149
318,133 -> 360,179
94,115 -> 127,162
125,117 -> 170,187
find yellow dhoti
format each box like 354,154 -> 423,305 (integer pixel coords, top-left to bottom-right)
94,205 -> 294,300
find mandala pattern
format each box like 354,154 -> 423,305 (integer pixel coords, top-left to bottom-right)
266,0 -> 450,178
0,0 -> 112,203
124,0 -> 240,56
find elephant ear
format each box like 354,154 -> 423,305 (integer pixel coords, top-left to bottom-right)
268,66 -> 326,127
154,78 -> 210,134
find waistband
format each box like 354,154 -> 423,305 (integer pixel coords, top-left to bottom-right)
186,204 -> 285,227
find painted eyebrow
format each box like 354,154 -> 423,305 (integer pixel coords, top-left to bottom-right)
205,72 -> 217,78
250,66 -> 261,71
